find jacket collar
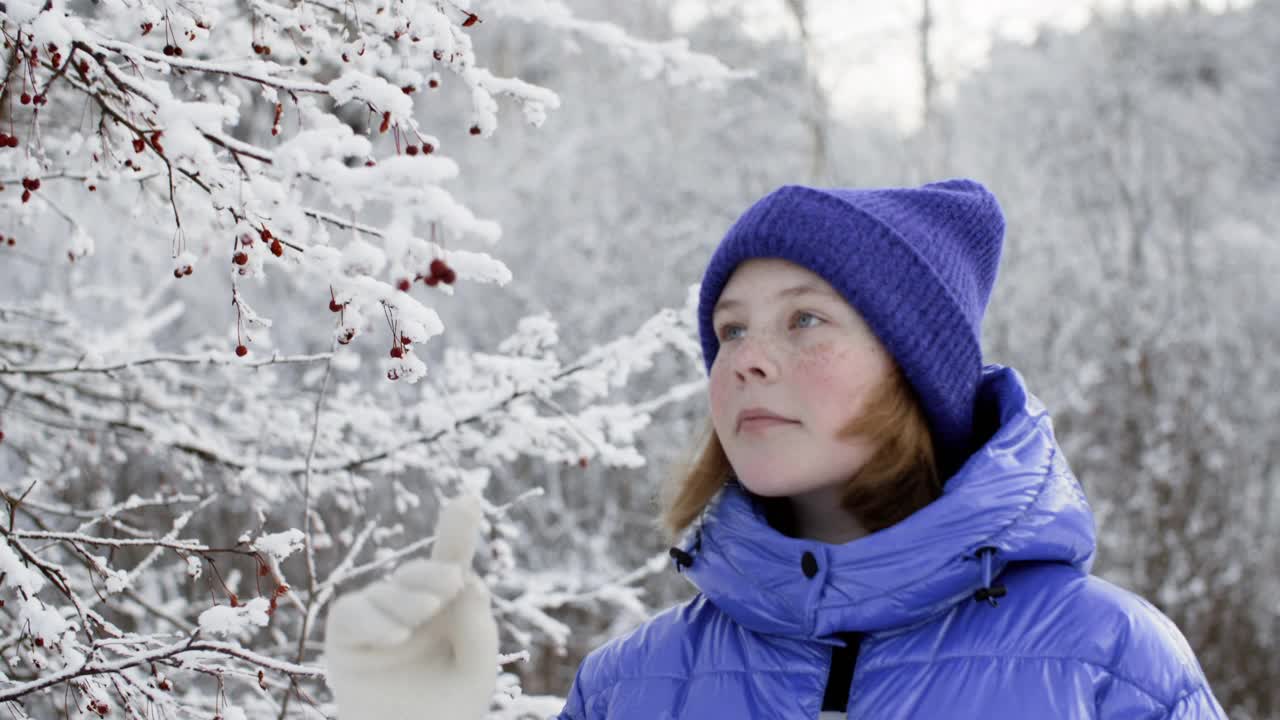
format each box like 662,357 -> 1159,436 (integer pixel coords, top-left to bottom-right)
679,365 -> 1096,640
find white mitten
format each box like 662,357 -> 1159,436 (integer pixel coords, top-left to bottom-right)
324,494 -> 499,720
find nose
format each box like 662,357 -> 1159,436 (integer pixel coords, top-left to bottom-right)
729,334 -> 780,383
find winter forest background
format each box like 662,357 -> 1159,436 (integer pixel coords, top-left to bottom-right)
1,0 -> 1277,717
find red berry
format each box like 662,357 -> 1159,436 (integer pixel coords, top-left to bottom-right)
387,369 -> 400,381
338,328 -> 356,345
400,335 -> 412,345
406,144 -> 419,156
162,45 -> 174,56
365,159 -> 375,167
421,143 -> 434,155
442,267 -> 457,284
230,593 -> 240,606
469,125 -> 481,136
88,184 -> 96,191
158,679 -> 171,691
21,189 -> 31,203
173,46 -> 184,57
19,93 -> 31,105
402,85 -> 415,94
235,345 -> 248,357
390,347 -> 403,358
259,227 -> 272,241
429,258 -> 448,277
578,456 -> 589,468
184,266 -> 193,276
174,268 -> 183,278
34,637 -> 44,647
462,13 -> 479,27
8,136 -> 18,148
396,278 -> 411,292
31,178 -> 40,190
133,138 -> 146,153
329,299 -> 343,313
424,275 -> 440,287
232,252 -> 248,265
428,78 -> 439,89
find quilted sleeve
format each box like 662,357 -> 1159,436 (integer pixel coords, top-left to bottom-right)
1164,686 -> 1229,720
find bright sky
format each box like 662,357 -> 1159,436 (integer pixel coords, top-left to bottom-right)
673,0 -> 1249,132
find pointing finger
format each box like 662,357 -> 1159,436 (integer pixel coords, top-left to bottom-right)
429,493 -> 485,567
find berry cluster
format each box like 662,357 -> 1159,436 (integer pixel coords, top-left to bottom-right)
87,699 -> 110,717
0,132 -> 19,148
390,333 -> 414,359
20,177 -> 40,203
251,42 -> 272,55
18,92 -> 46,106
416,257 -> 457,286
161,44 -> 185,57
329,287 -> 358,345
404,141 -> 434,156
173,263 -> 194,278
259,226 -> 283,256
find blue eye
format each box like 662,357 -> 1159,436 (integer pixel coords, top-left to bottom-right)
718,312 -> 821,341
719,324 -> 744,341
793,311 -> 822,329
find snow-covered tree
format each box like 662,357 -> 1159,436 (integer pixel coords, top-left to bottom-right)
0,0 -> 738,716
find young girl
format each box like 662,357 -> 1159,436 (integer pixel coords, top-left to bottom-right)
324,179 -> 1226,720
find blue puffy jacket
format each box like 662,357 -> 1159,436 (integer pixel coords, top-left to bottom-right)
554,366 -> 1226,719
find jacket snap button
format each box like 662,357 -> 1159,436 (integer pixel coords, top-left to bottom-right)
801,551 -> 818,579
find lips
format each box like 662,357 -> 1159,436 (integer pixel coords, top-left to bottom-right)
736,407 -> 797,432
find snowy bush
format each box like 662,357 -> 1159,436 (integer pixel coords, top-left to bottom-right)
0,0 -> 734,716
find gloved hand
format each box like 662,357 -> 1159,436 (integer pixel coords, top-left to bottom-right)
324,494 -> 499,720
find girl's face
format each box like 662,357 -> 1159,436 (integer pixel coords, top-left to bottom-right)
709,258 -> 895,500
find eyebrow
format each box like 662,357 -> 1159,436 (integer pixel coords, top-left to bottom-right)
712,283 -> 838,317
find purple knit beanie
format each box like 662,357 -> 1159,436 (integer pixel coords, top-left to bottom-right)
697,178 -> 1005,474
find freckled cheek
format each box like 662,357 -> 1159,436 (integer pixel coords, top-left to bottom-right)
791,343 -> 870,417
791,342 -> 843,389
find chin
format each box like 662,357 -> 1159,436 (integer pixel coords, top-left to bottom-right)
735,471 -> 823,499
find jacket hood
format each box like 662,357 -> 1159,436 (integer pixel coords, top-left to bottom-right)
679,364 -> 1096,640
